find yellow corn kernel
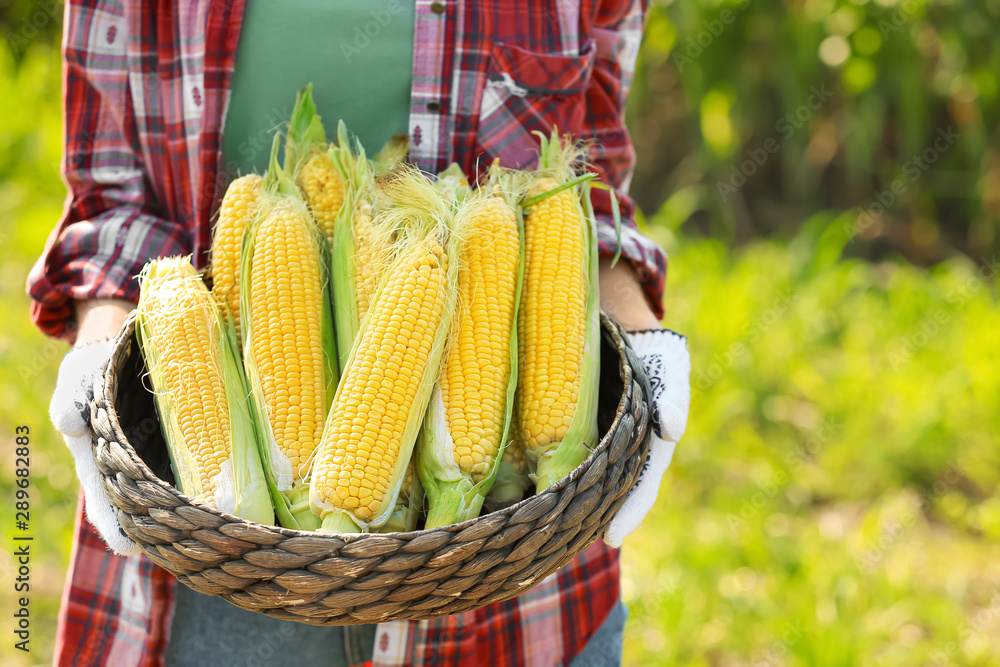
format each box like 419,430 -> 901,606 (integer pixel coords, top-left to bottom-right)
210,174 -> 262,343
299,152 -> 344,240
312,238 -> 447,522
247,203 -> 328,479
441,197 -> 519,481
517,177 -> 587,454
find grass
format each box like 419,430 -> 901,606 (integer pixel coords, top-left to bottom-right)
621,215 -> 1000,665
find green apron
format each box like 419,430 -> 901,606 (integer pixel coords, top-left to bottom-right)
221,0 -> 415,177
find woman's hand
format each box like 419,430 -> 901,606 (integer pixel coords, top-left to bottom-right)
598,258 -> 661,331
598,261 -> 690,548
50,299 -> 139,554
74,299 -> 134,345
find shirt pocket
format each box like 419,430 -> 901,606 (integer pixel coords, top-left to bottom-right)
476,40 -> 596,171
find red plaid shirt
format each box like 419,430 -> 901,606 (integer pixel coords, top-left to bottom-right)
30,1 -> 665,665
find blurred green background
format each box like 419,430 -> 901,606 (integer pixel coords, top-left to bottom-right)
1,0 -> 998,665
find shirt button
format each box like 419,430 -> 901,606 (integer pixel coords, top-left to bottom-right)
430,1 -> 446,14
426,101 -> 442,112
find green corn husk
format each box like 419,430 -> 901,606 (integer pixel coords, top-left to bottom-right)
373,133 -> 410,166
136,256 -> 273,525
287,85 -> 409,373
485,440 -> 532,506
435,163 -> 472,204
417,171 -> 526,529
520,130 -> 602,492
286,86 -> 385,372
328,127 -> 387,371
283,83 -> 329,181
377,461 -> 424,533
240,135 -> 337,531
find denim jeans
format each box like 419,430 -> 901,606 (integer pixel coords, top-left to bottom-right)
164,584 -> 375,667
166,584 -> 627,666
570,599 -> 629,667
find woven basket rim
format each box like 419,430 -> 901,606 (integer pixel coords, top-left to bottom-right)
100,310 -> 637,541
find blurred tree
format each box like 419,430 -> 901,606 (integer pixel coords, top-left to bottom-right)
627,0 -> 1000,265
1,0 -> 62,62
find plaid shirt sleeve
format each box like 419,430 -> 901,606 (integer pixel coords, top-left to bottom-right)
26,0 -> 189,342
586,0 -> 667,319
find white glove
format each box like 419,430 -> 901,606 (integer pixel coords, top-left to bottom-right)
50,338 -> 140,555
604,328 -> 690,548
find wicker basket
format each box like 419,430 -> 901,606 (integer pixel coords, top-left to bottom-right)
89,312 -> 651,625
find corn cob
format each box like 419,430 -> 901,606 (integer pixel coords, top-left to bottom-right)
310,170 -> 456,533
373,133 -> 410,166
311,235 -> 451,531
241,136 -> 337,530
287,87 -> 392,368
299,151 -> 343,240
287,86 -> 405,371
486,439 -> 532,505
354,198 -> 400,324
284,85 -> 344,243
328,133 -> 395,369
210,174 -> 263,345
377,461 -> 424,533
136,256 -> 273,525
517,131 -> 601,491
418,184 -> 523,528
435,163 -> 471,204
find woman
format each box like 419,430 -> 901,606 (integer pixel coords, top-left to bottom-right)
31,1 -> 690,664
